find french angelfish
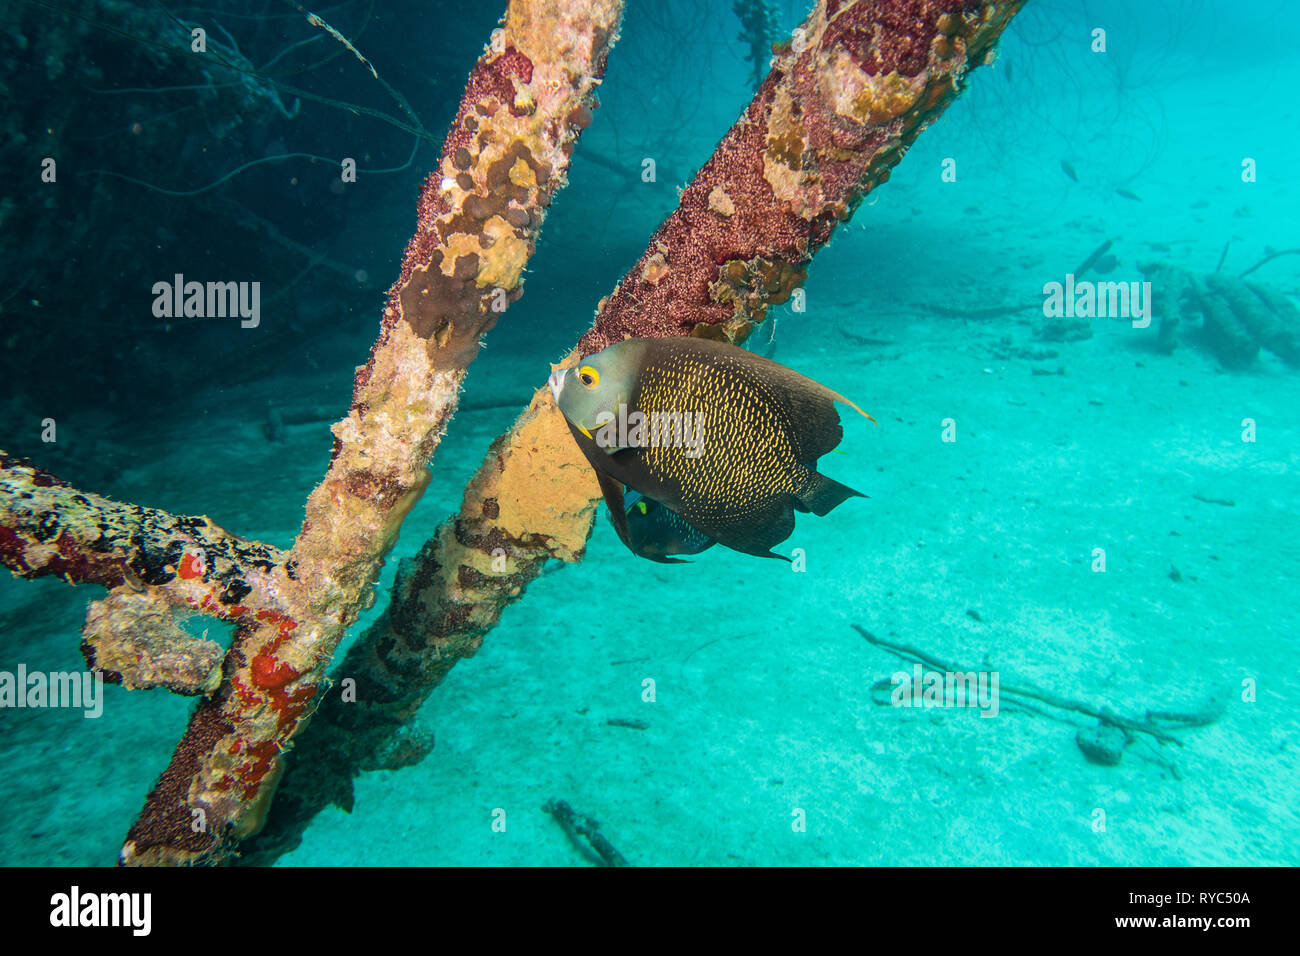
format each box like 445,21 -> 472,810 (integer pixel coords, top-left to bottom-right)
549,336 -> 872,560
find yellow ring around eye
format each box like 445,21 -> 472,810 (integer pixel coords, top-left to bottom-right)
578,365 -> 600,390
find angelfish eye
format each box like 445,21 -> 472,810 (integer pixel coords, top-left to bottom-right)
578,365 -> 600,390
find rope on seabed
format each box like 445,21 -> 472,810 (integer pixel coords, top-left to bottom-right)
852,624 -> 1225,747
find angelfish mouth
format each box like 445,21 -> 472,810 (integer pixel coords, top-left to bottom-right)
548,368 -> 566,403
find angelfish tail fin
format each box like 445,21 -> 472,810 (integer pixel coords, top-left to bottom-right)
794,470 -> 865,517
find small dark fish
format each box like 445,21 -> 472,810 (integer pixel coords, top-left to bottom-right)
1192,493 -> 1235,507
1060,159 -> 1078,182
1115,187 -> 1143,201
604,717 -> 649,730
550,337 -> 872,559
1004,61 -> 1013,83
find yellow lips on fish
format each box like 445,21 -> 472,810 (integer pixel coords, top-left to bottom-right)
549,337 -> 872,559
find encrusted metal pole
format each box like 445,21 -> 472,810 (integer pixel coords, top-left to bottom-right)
247,0 -> 1025,861
0,452 -> 286,694
119,0 -> 624,866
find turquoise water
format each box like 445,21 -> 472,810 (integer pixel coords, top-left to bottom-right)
1,0 -> 1297,866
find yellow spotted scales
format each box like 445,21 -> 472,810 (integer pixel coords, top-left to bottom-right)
635,347 -> 816,525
